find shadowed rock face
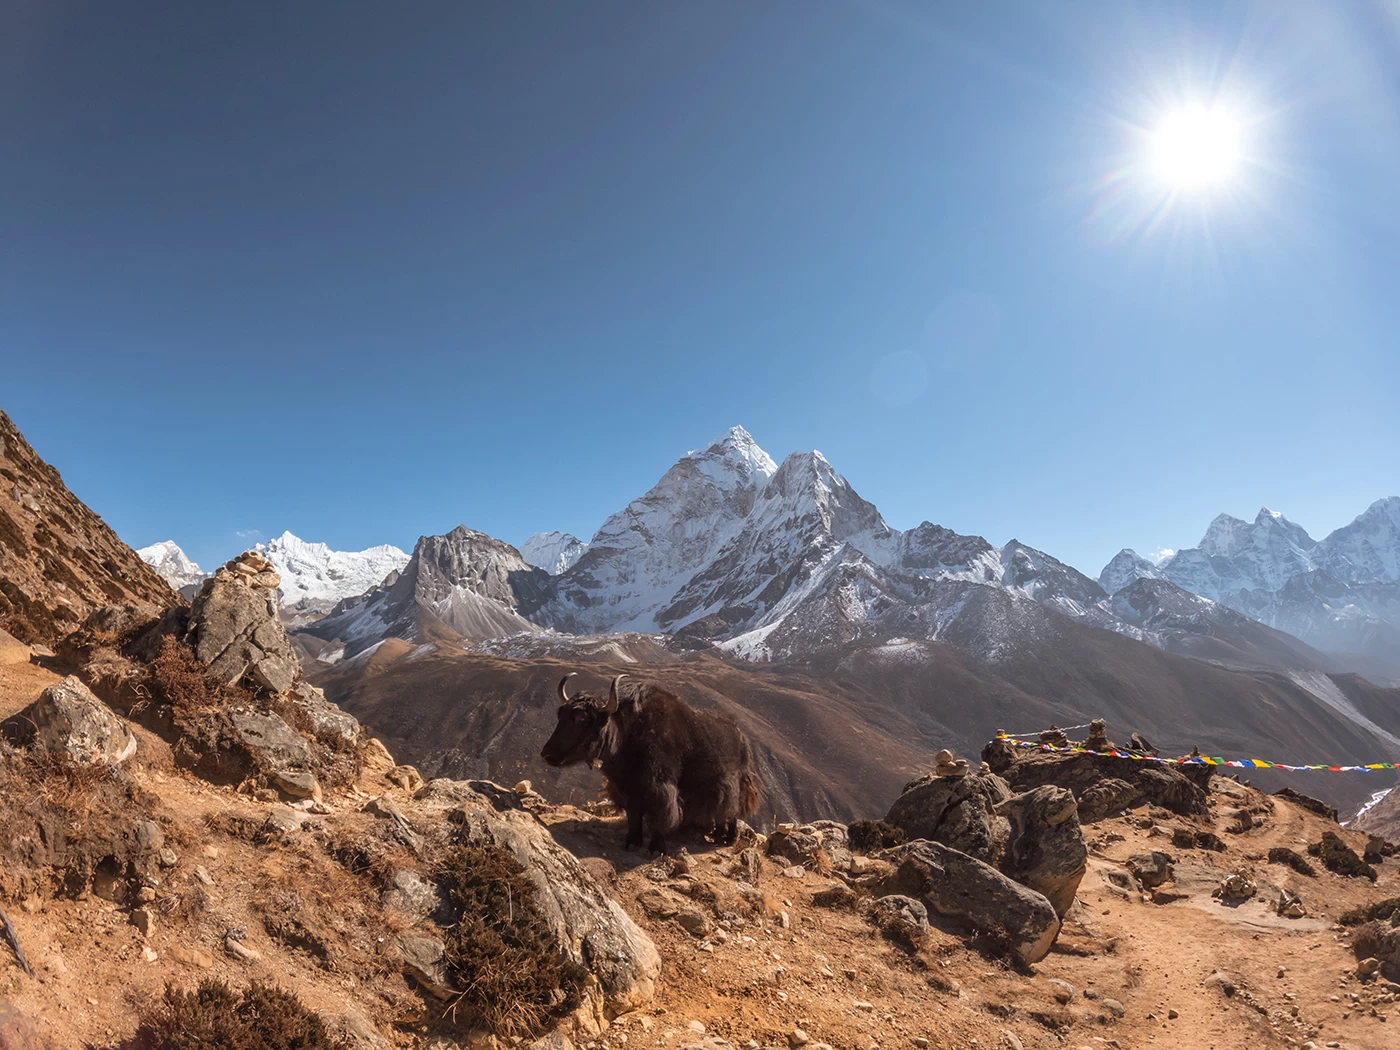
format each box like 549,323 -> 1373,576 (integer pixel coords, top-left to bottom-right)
884,772 -> 1013,864
995,785 -> 1087,919
867,839 -> 1060,965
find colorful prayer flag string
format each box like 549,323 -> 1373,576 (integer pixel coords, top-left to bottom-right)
997,737 -> 1400,773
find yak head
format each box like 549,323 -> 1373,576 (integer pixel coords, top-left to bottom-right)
540,673 -> 630,767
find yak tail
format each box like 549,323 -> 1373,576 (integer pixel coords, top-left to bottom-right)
738,740 -> 760,817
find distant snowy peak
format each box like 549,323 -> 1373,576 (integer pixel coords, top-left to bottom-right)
1099,549 -> 1165,595
520,531 -> 588,575
687,425 -> 779,489
254,530 -> 410,611
540,425 -> 780,634
1315,496 -> 1400,584
137,541 -> 207,593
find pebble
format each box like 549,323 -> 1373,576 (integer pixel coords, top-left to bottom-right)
1048,979 -> 1074,1004
1082,989 -> 1100,1001
141,946 -> 158,963
193,866 -> 213,886
854,1001 -> 875,1012
782,866 -> 806,879
790,1030 -> 809,1048
687,1021 -> 706,1034
1101,999 -> 1125,1019
914,1041 -> 929,1049
1002,1034 -> 1022,1050
131,907 -> 155,937
1168,1009 -> 1179,1020
202,845 -> 219,859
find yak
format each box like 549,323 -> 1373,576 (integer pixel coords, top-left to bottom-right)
540,672 -> 759,854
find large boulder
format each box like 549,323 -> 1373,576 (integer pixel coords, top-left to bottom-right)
185,552 -> 299,694
995,785 -> 1086,918
415,778 -> 661,1016
869,840 -> 1060,965
14,675 -> 136,765
766,820 -> 853,872
884,771 -> 1012,863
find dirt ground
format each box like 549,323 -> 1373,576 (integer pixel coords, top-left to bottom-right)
2,651 -> 1398,1050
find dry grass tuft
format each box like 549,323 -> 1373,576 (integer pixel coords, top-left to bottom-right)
127,978 -> 346,1049
436,843 -> 585,1038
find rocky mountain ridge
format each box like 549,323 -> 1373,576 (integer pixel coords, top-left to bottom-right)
1100,501 -> 1400,678
520,531 -> 589,576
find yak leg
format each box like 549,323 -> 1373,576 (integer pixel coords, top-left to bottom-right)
624,799 -> 645,851
645,782 -> 682,855
719,818 -> 738,846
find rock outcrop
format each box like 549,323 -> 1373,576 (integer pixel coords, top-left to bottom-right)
414,778 -> 662,1018
766,821 -> 854,872
7,675 -> 137,765
995,785 -> 1086,918
997,748 -> 1209,822
867,840 -> 1060,965
884,771 -> 1013,864
185,551 -> 299,694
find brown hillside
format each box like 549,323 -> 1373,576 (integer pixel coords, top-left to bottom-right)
311,611 -> 1400,827
0,409 -> 176,644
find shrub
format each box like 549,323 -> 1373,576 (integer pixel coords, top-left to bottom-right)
1267,847 -> 1316,877
848,819 -> 905,854
1339,897 -> 1400,927
1307,832 -> 1377,881
436,843 -> 585,1037
131,979 -> 343,1049
143,636 -> 252,711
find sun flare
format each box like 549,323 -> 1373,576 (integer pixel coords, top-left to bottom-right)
1150,105 -> 1243,189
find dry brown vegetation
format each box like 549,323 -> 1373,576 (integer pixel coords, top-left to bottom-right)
436,842 -> 586,1038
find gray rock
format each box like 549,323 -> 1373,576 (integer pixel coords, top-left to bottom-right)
229,710 -> 312,774
23,675 -> 137,765
364,795 -> 425,853
1125,851 -> 1174,889
383,869 -> 441,922
675,908 -> 711,938
1047,978 -> 1074,1004
271,769 -> 321,800
766,821 -> 853,872
527,1034 -> 574,1050
416,777 -> 661,1015
186,567 -> 300,693
871,840 -> 1060,965
286,681 -> 363,748
321,1010 -> 391,1050
996,785 -> 1087,918
1101,998 -> 1125,1018
400,934 -> 453,999
134,820 -> 165,853
869,894 -> 929,938
885,772 -> 1013,863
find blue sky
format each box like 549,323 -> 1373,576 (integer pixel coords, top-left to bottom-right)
3,1 -> 1398,576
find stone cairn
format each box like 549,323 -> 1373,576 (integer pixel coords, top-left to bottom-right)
202,550 -> 282,603
933,748 -> 970,778
1082,718 -> 1113,751
1038,725 -> 1070,747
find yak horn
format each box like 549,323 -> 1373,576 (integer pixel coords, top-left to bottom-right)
558,672 -> 579,705
610,674 -> 629,703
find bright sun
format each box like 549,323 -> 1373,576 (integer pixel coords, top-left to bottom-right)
1150,105 -> 1243,189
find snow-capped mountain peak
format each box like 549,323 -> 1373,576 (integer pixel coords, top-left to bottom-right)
1098,548 -> 1165,595
520,531 -> 588,575
254,531 -> 410,613
137,540 -> 207,593
690,425 -> 779,487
